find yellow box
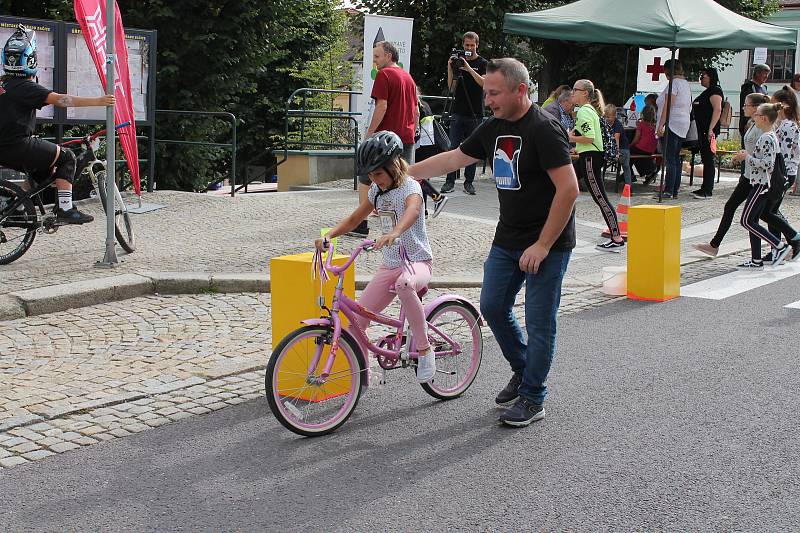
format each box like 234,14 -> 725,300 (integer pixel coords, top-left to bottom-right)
270,252 -> 356,401
627,205 -> 681,302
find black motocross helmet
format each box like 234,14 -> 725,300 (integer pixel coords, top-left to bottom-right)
357,131 -> 402,175
2,25 -> 38,78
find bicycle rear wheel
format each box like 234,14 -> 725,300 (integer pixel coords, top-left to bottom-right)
95,170 -> 136,253
266,325 -> 365,437
0,180 -> 37,265
421,301 -> 483,400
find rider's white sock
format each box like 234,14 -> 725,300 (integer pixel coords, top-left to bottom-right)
57,191 -> 73,211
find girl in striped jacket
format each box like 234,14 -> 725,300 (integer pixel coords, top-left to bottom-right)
731,102 -> 793,270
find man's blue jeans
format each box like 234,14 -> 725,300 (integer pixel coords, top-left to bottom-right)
479,245 -> 571,404
447,113 -> 482,184
662,129 -> 685,196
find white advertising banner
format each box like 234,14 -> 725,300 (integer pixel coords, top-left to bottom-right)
360,14 -> 414,138
637,47 -> 680,93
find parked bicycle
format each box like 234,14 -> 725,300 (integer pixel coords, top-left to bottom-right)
266,240 -> 484,437
0,122 -> 135,265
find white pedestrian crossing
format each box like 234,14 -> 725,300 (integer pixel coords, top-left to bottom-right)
682,260 -> 800,300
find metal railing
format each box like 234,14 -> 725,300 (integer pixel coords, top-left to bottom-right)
154,110 -> 237,196
282,89 -> 456,190
284,88 -> 362,188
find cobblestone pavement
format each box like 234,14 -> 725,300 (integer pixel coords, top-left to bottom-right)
0,168 -> 793,468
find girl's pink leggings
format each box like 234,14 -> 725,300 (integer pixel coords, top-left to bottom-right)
354,261 -> 432,351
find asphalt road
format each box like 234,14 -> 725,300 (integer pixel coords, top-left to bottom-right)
3,274 -> 800,531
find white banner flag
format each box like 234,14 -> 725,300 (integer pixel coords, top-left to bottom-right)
360,14 -> 414,139
637,48 -> 680,93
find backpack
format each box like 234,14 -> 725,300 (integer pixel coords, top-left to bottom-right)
720,98 -> 733,129
598,119 -> 618,166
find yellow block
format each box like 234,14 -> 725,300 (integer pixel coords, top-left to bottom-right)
270,252 -> 356,401
627,205 -> 681,302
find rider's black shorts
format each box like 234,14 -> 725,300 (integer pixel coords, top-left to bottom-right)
0,138 -> 60,183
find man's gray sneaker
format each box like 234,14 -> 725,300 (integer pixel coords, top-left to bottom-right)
495,373 -> 522,406
499,396 -> 545,427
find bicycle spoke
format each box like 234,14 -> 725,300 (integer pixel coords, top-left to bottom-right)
324,369 -> 359,381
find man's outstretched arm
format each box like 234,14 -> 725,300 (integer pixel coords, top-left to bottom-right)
408,148 -> 479,180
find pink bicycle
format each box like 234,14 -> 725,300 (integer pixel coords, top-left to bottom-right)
266,240 -> 484,436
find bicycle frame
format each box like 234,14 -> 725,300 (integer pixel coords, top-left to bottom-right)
0,122 -> 128,221
302,241 -> 480,380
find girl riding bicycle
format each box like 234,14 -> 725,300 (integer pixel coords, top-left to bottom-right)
315,131 -> 436,382
0,25 -> 114,224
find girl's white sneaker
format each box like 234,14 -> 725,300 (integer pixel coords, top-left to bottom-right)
416,351 -> 436,383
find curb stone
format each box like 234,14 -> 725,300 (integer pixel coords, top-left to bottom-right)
0,240 -> 749,322
0,271 -> 484,322
0,295 -> 25,321
10,274 -> 154,318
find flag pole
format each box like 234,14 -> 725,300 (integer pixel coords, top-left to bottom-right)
99,0 -> 118,265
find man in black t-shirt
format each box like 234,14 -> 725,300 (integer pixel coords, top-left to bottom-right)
441,31 -> 488,195
409,58 -> 579,428
0,25 -> 114,224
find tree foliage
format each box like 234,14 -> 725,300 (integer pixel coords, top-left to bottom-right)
354,0 -> 781,106
286,8 -> 358,150
0,0 -> 341,190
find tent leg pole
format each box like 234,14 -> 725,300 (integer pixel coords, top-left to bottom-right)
622,46 -> 630,106
658,47 -> 677,204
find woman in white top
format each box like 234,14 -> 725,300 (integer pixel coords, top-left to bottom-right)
731,103 -> 793,270
655,59 -> 692,199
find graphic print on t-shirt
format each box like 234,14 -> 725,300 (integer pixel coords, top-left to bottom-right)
493,135 -> 521,190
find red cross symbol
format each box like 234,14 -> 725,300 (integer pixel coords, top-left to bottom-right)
646,57 -> 666,82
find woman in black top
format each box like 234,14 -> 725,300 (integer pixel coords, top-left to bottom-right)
691,67 -> 724,199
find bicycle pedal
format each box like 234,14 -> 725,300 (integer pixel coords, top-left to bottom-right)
41,217 -> 59,234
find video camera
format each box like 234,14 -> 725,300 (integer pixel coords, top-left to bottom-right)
450,47 -> 474,71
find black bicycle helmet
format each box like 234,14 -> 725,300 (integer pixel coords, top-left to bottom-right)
357,131 -> 403,175
2,25 -> 38,78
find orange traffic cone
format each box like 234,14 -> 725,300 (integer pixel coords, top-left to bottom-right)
603,184 -> 630,240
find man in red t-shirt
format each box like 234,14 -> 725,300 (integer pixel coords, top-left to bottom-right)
349,41 -> 420,237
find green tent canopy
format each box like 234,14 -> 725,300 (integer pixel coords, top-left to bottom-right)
504,0 -> 797,49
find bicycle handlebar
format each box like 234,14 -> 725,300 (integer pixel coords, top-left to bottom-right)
61,122 -> 132,146
321,237 -> 403,276
324,239 -> 373,275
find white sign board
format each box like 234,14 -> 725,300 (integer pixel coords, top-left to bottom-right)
753,47 -> 768,65
360,14 -> 414,138
637,47 -> 680,93
65,28 -> 149,121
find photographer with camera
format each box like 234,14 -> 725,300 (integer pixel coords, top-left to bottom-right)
441,31 -> 487,195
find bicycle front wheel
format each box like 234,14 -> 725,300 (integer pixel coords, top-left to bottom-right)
95,170 -> 136,253
266,325 -> 365,437
421,301 -> 483,400
0,180 -> 37,265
